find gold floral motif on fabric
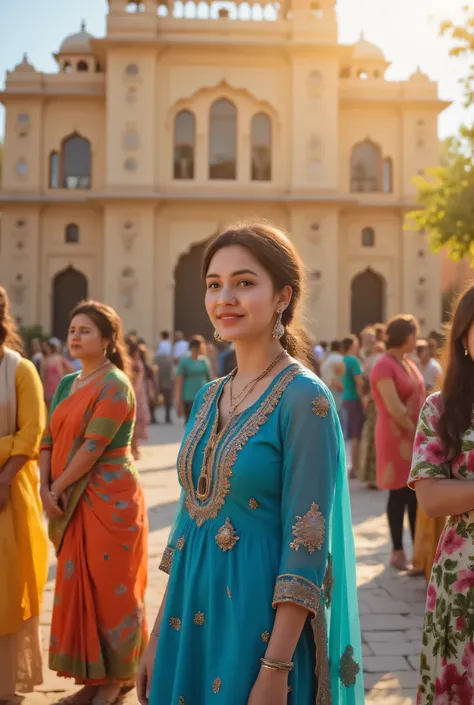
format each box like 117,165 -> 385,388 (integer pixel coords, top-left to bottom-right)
226,586 -> 232,598
194,611 -> 205,625
323,554 -> 334,609
215,518 -> 240,551
339,645 -> 360,687
272,574 -> 321,615
312,608 -> 331,705
212,677 -> 222,694
312,395 -> 330,418
290,503 -> 325,554
178,366 -> 301,527
248,498 -> 259,510
159,546 -> 174,575
169,617 -> 181,631
261,631 -> 270,643
177,537 -> 185,550
179,698 -> 185,705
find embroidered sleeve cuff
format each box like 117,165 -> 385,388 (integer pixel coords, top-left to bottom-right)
159,546 -> 174,575
272,574 -> 321,615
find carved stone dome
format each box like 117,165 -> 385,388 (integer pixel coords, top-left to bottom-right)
58,22 -> 94,54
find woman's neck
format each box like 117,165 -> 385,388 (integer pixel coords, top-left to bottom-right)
388,347 -> 405,362
79,355 -> 108,377
233,339 -> 286,379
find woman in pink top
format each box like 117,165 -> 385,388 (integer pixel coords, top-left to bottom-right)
370,315 -> 425,570
42,338 -> 73,409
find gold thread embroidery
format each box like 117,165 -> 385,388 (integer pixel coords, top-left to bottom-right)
249,498 -> 259,510
215,518 -> 240,552
272,574 -> 321,615
178,366 -> 301,527
312,609 -> 331,705
169,617 -> 181,631
323,554 -> 334,609
261,631 -> 270,643
226,586 -> 232,598
339,645 -> 360,688
312,395 -> 330,418
159,546 -> 174,574
212,677 -> 221,694
288,686 -> 292,692
290,502 -> 325,554
194,611 -> 205,625
179,698 -> 185,705
177,537 -> 185,550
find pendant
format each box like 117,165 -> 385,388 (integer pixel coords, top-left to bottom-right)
196,474 -> 208,500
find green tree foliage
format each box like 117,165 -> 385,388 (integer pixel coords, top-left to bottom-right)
409,8 -> 474,262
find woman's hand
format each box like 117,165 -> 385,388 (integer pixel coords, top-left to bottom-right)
51,481 -> 69,513
40,484 -> 64,520
247,667 -> 288,705
0,479 -> 10,512
136,637 -> 158,705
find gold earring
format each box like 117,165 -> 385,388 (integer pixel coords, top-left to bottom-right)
214,330 -> 223,342
273,310 -> 285,339
465,348 -> 469,357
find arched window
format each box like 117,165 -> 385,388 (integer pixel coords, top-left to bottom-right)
49,151 -> 59,189
350,140 -> 381,193
65,223 -> 79,244
362,227 -> 375,248
63,61 -> 72,73
62,134 -> 91,189
251,113 -> 271,181
125,63 -> 139,77
383,158 -> 393,193
77,61 -> 89,72
174,111 -> 195,179
209,99 -> 237,180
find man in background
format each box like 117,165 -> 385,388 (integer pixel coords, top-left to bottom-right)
342,335 -> 365,479
321,340 -> 345,421
173,331 -> 189,363
416,340 -> 442,395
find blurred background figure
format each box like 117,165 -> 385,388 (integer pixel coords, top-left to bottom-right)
30,338 -> 44,377
342,335 -> 365,478
155,333 -> 174,424
359,340 -> 386,489
371,315 -> 425,571
175,335 -> 212,422
41,337 -> 73,410
416,339 -> 442,395
173,330 -> 189,364
0,286 -> 48,701
321,340 -> 345,422
129,341 -> 151,459
139,342 -> 159,425
359,326 -> 376,363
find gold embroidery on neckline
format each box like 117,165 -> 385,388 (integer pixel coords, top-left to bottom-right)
178,365 -> 301,527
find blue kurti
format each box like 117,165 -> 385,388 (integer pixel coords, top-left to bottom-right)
150,363 -> 363,704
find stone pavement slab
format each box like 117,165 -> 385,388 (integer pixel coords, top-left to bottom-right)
21,421 -> 426,705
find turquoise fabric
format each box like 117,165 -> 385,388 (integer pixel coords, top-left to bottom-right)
342,356 -> 362,401
176,356 -> 212,402
149,363 -> 363,705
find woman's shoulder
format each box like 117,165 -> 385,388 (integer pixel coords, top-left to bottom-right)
282,365 -> 332,405
15,357 -> 41,385
423,391 -> 443,415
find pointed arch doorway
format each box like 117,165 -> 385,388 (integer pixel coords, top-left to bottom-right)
351,268 -> 385,334
174,240 -> 213,340
52,266 -> 88,340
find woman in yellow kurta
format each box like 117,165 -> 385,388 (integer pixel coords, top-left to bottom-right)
0,286 -> 48,700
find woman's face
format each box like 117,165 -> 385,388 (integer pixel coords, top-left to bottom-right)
68,313 -> 107,360
205,245 -> 291,343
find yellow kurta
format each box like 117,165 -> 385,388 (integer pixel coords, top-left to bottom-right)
0,357 -> 48,695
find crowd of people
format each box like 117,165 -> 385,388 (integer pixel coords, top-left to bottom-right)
1,221 -> 474,705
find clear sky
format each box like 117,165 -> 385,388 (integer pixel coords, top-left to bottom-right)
0,0 -> 473,140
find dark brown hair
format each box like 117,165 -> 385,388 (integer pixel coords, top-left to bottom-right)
438,284 -> 474,461
342,335 -> 357,354
385,315 -> 418,349
0,286 -> 23,354
202,222 -> 313,367
70,300 -> 130,377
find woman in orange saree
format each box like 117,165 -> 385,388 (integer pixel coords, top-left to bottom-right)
39,301 -> 148,705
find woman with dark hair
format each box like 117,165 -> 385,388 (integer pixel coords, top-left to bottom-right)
137,223 -> 363,705
409,284 -> 474,703
370,315 -> 425,570
39,300 -> 148,705
0,287 -> 48,700
175,335 -> 212,422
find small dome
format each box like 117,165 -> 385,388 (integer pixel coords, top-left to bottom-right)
353,32 -> 385,61
13,54 -> 36,73
409,67 -> 431,84
58,21 -> 94,55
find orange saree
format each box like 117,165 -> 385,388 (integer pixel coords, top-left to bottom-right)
41,368 -> 148,684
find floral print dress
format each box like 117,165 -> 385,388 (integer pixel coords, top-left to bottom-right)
409,392 -> 474,705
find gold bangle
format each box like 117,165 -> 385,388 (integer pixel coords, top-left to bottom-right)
260,657 -> 293,672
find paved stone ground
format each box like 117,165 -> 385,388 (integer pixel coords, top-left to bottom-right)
22,416 -> 427,705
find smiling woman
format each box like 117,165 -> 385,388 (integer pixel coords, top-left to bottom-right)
137,223 -> 363,705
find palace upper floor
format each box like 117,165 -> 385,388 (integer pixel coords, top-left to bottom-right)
0,4 -> 448,205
